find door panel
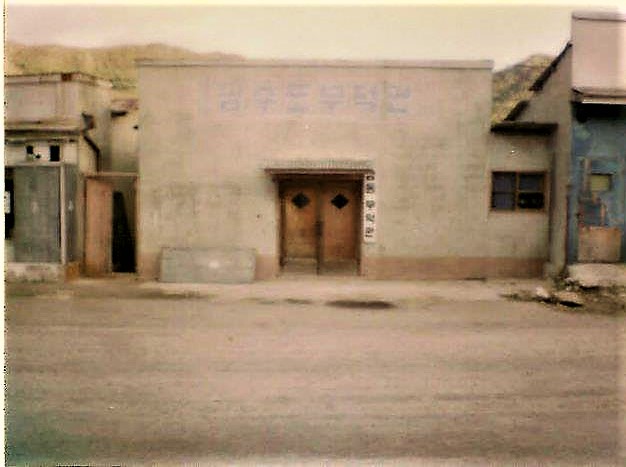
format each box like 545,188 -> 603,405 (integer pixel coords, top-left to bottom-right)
13,166 -> 60,262
85,178 -> 113,276
280,179 -> 360,274
321,182 -> 359,265
576,158 -> 623,262
282,185 -> 318,259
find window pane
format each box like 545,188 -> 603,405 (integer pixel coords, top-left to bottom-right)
517,192 -> 544,209
49,145 -> 60,162
590,174 -> 611,192
492,193 -> 515,210
493,173 -> 515,192
519,173 -> 544,191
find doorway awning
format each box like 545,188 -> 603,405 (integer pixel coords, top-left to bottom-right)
264,159 -> 374,176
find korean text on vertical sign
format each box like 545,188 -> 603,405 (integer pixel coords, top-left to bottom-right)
363,173 -> 376,243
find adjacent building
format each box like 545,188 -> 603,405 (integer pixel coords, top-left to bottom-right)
508,9 -> 626,270
4,73 -> 138,280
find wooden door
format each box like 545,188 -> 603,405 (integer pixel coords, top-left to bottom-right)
321,181 -> 359,270
282,184 -> 318,267
85,178 -> 113,276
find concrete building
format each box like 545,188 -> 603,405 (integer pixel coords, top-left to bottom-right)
137,58 -> 554,282
4,73 -> 138,280
506,9 -> 626,269
569,10 -> 626,263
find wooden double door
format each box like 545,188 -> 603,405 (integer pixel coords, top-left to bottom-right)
281,179 -> 360,274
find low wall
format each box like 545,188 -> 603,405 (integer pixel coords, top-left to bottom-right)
160,247 -> 256,284
6,262 -> 64,282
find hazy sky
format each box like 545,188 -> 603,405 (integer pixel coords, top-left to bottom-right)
5,1 -> 626,70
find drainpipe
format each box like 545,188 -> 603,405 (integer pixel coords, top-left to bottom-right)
59,163 -> 67,265
82,133 -> 101,172
81,112 -> 101,172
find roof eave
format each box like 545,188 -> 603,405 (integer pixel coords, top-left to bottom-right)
490,121 -> 558,135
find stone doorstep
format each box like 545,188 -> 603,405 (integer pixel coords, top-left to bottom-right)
567,263 -> 626,289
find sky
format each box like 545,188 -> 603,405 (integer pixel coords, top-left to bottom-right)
5,1 -> 626,70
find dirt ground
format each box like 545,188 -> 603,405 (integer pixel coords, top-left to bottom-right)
5,284 -> 625,465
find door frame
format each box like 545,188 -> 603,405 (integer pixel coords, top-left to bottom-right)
274,172 -> 365,275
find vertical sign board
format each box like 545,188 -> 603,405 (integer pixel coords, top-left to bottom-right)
363,173 -> 377,243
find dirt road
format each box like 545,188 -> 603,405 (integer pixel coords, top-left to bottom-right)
5,292 -> 624,465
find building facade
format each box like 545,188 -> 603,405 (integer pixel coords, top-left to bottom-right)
569,10 -> 626,263
137,59 -> 553,282
510,9 -> 626,268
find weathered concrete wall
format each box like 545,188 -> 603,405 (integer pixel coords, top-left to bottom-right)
5,78 -> 79,122
110,107 -> 139,246
161,247 -> 255,283
486,133 -> 551,260
5,74 -> 112,170
572,10 -> 626,91
80,83 -> 113,170
78,137 -> 98,174
138,59 -> 550,279
110,108 -> 139,172
5,262 -> 64,282
516,48 -> 573,276
13,166 -> 60,262
4,141 -> 79,166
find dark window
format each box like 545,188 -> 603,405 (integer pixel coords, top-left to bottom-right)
50,145 -> 61,162
491,172 -> 545,211
491,173 -> 515,210
5,169 -> 14,239
26,145 -> 34,155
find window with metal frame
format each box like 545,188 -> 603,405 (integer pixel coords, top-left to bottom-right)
491,172 -> 545,211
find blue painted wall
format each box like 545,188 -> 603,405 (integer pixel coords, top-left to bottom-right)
568,104 -> 626,262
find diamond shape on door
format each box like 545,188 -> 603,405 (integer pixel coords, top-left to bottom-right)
291,192 -> 310,209
331,193 -> 349,209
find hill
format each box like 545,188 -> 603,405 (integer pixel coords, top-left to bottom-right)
491,54 -> 554,123
5,42 -> 242,90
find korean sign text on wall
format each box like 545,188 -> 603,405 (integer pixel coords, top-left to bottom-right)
202,80 -> 413,118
